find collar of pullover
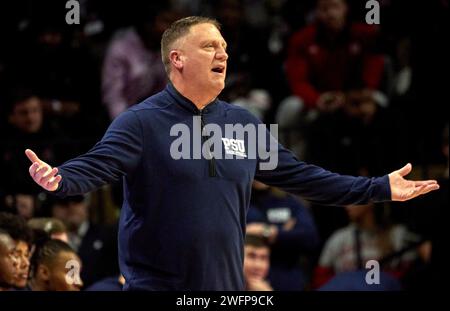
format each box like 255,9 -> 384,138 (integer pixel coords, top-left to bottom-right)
166,82 -> 219,115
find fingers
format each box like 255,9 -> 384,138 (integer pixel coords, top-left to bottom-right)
415,183 -> 440,196
406,183 -> 440,200
29,162 -> 40,177
414,180 -> 438,187
25,149 -> 41,164
396,163 -> 412,177
33,165 -> 49,183
40,167 -> 59,185
45,175 -> 62,191
26,149 -> 61,191
28,161 -> 61,189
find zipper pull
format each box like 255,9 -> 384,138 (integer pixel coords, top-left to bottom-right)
198,110 -> 216,177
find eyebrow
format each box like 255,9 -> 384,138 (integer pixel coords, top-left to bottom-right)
201,40 -> 228,50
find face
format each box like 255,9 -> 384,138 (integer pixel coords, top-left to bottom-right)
46,251 -> 83,291
9,96 -> 43,134
12,240 -> 30,288
52,201 -> 88,231
243,245 -> 270,281
172,23 -> 228,98
317,0 -> 348,32
0,236 -> 19,287
14,194 -> 36,220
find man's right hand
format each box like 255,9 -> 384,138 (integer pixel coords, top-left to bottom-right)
25,149 -> 62,191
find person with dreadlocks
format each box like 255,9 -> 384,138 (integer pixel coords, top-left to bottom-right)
28,236 -> 83,291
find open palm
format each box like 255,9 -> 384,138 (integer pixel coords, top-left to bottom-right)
389,163 -> 439,201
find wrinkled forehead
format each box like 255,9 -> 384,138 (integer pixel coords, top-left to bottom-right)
181,23 -> 226,45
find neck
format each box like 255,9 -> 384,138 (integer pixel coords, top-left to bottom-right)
170,77 -> 218,110
29,278 -> 46,291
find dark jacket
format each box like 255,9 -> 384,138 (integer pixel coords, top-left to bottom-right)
53,83 -> 391,290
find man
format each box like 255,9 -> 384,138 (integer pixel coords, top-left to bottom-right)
284,0 -> 385,112
246,181 -> 319,290
28,238 -> 83,291
49,195 -> 119,287
102,4 -> 180,119
25,16 -> 439,290
243,235 -> 273,291
0,88 -> 64,196
313,203 -> 417,288
0,230 -> 18,291
27,218 -> 69,243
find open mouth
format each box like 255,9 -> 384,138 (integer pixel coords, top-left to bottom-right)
211,66 -> 225,74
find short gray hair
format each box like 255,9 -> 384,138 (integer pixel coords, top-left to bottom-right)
161,16 -> 221,75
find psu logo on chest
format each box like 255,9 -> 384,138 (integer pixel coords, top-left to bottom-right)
221,138 -> 247,158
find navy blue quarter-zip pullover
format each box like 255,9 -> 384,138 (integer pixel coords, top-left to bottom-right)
53,83 -> 391,290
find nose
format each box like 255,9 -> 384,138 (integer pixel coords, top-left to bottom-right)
75,278 -> 84,290
21,256 -> 30,269
216,47 -> 228,61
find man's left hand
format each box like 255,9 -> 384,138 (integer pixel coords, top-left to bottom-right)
389,163 -> 439,201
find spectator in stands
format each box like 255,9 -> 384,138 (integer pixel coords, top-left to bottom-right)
281,0 -> 385,118
28,218 -> 69,243
28,238 -> 83,291
213,0 -> 288,121
0,212 -> 33,289
102,4 -> 180,119
0,229 -> 18,291
50,195 -> 119,287
305,87 -> 407,177
2,1 -> 111,143
243,235 -> 273,291
2,190 -> 37,220
6,15 -> 96,119
247,181 -> 319,290
313,202 -> 417,289
0,88 -> 65,195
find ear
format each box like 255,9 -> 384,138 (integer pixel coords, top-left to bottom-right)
38,264 -> 50,281
169,50 -> 184,71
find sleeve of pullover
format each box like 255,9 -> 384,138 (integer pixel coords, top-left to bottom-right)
53,110 -> 144,196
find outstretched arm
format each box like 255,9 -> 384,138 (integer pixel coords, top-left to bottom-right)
25,110 -> 144,196
254,115 -> 439,205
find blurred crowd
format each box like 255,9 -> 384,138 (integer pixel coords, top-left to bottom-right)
1,0 -> 448,291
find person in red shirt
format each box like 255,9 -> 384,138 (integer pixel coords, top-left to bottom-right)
284,0 -> 384,113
